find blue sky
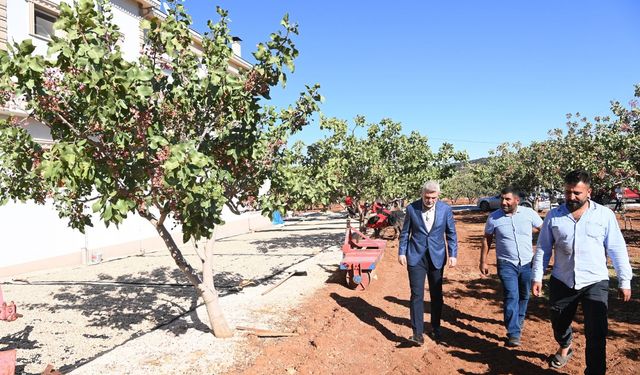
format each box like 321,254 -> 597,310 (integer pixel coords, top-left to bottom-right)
184,1 -> 640,159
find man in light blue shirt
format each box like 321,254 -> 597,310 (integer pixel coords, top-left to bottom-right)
532,170 -> 632,374
480,187 -> 543,347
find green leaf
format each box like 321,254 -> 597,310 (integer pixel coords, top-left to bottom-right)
164,159 -> 179,170
87,46 -> 104,62
91,200 -> 103,213
103,205 -> 112,220
28,59 -> 44,73
140,19 -> 151,30
138,69 -> 154,81
18,40 -> 36,55
136,85 -> 153,97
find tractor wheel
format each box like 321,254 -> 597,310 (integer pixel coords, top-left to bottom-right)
479,201 -> 490,211
381,226 -> 399,240
393,225 -> 401,239
345,270 -> 372,291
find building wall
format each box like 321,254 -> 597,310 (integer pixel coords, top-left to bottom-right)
7,0 -> 146,58
0,0 -> 7,50
0,200 -> 272,277
0,0 -> 268,278
110,0 -> 143,61
7,0 -> 58,56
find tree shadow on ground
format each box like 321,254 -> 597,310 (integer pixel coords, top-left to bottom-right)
454,211 -> 489,225
22,267 -> 246,332
159,307 -> 212,336
454,275 -> 640,361
448,276 -> 504,306
607,270 -> 640,347
250,232 -> 343,253
283,212 -> 346,222
622,347 -> 640,361
16,266 -> 248,374
0,325 -> 40,351
329,292 -> 407,343
449,338 -> 557,375
621,229 -> 640,245
384,295 -> 504,342
453,275 -> 555,326
254,225 -> 345,233
464,234 -> 485,245
321,264 -> 346,286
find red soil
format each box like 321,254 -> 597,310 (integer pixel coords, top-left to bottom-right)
229,209 -> 640,375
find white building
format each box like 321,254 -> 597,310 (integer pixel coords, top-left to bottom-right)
0,0 -> 269,277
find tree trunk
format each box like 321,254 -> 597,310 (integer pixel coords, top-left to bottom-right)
200,234 -> 233,337
153,220 -> 233,338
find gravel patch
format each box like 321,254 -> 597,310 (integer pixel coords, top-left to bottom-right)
0,213 -> 346,374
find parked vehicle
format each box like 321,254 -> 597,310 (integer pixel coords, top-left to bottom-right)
610,188 -> 640,203
548,190 -> 565,207
535,197 -> 551,211
478,193 -> 530,211
477,192 -> 550,212
594,187 -> 640,205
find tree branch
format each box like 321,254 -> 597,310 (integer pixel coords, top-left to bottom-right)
190,238 -> 205,262
157,208 -> 168,228
78,195 -> 102,203
225,200 -> 241,215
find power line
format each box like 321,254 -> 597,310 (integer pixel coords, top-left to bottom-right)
428,137 -> 503,145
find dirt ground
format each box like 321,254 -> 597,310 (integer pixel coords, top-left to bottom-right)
227,208 -> 640,375
0,214 -> 347,374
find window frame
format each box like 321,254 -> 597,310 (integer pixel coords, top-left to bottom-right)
28,0 -> 59,41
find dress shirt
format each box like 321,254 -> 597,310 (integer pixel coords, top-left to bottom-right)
485,206 -> 543,265
422,206 -> 435,232
532,201 -> 632,290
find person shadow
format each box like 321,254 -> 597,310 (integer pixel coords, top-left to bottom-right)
329,293 -> 409,344
334,293 -> 556,374
385,295 -> 506,343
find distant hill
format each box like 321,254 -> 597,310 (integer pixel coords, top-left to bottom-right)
469,157 -> 489,165
451,157 -> 490,169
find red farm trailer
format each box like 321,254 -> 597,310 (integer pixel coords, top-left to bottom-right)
339,219 -> 387,290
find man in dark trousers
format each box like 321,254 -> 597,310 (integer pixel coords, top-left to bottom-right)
532,170 -> 632,374
398,180 -> 458,346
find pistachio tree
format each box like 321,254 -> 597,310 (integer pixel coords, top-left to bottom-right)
0,0 -> 320,337
261,138 -> 342,213
291,116 -> 467,206
441,164 -> 490,203
470,85 -> 640,199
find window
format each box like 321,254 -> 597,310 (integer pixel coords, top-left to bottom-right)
33,7 -> 57,39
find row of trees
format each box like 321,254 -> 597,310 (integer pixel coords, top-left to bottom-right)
440,84 -> 640,203
280,82 -> 640,208
0,0 -> 637,338
269,115 -> 468,211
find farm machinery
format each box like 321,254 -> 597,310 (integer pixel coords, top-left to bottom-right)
345,197 -> 404,240
338,219 -> 387,290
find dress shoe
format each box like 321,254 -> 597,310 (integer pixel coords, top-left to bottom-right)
430,328 -> 442,341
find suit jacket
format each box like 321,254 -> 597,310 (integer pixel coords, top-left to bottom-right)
398,199 -> 458,268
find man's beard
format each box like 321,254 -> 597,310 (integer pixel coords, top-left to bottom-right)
423,201 -> 435,209
566,199 -> 587,212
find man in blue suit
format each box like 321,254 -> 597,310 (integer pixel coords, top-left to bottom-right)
399,180 -> 458,346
